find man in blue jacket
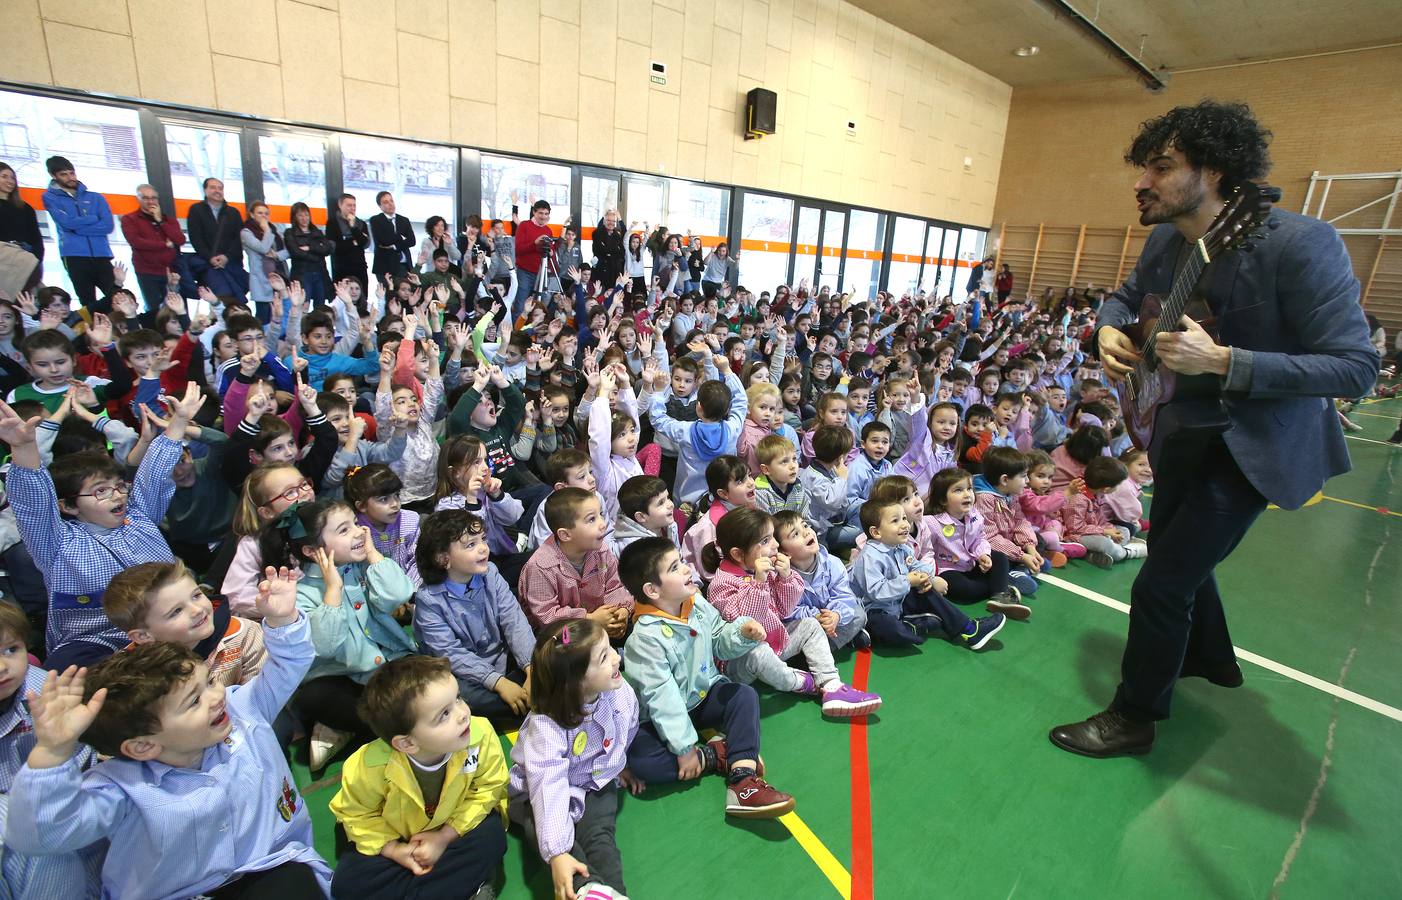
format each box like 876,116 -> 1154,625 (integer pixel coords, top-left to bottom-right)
41,155 -> 117,309
1049,101 -> 1379,758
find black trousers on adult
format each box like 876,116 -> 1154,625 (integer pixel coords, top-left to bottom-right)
63,255 -> 117,309
333,814 -> 506,900
512,785 -> 626,895
1112,436 -> 1266,721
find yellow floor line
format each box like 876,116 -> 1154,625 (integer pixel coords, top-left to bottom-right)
779,811 -> 853,899
500,731 -> 853,897
1343,409 -> 1400,419
1320,494 -> 1402,517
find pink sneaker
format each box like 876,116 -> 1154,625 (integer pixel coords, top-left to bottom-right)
1062,542 -> 1087,559
821,684 -> 883,718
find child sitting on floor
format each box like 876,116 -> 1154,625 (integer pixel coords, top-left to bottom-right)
1061,456 -> 1149,570
329,655 -> 509,900
517,488 -> 634,638
772,510 -> 870,651
1019,449 -> 1087,560
510,619 -> 641,900
610,474 -> 679,557
971,446 -> 1055,589
925,467 -> 1028,619
618,537 -> 796,819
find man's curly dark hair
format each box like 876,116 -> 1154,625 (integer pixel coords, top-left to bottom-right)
1125,100 -> 1272,196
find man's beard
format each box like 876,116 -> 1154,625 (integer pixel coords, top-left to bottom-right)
1138,179 -> 1207,226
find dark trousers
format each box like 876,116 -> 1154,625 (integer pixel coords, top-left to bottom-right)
940,551 -> 1011,603
135,271 -> 168,314
865,590 -> 974,646
513,786 -> 626,894
1113,437 -> 1265,721
209,861 -> 323,899
458,666 -> 527,720
293,675 -> 370,735
63,256 -> 117,309
333,814 -> 506,900
627,681 -> 759,782
1,541 -> 48,616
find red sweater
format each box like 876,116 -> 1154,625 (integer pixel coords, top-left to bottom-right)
514,220 -> 553,274
120,209 -> 185,276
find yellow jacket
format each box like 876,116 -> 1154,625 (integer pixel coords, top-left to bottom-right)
329,715 -> 508,855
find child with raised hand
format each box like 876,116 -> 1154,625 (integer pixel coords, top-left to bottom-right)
319,391 -> 408,497
105,559 -> 266,687
618,537 -> 797,819
956,402 -> 995,471
348,462 -> 422,588
680,454 -> 756,584
510,618 -> 641,900
1019,449 -> 1086,560
376,314 -> 445,506
7,326 -> 131,413
875,376 -> 916,458
972,446 -> 1052,592
329,655 -> 509,900
706,508 -> 881,717
589,362 -> 644,523
0,603 -> 101,898
926,467 -> 1028,618
799,423 -> 856,550
851,498 -> 1007,649
0,382 -> 202,670
518,488 -> 634,639
1062,456 -> 1149,570
260,499 -> 417,767
610,474 -> 678,556
772,510 -> 870,651
414,509 -> 537,721
5,567 -> 333,899
648,350 -> 747,505
217,462 -> 316,617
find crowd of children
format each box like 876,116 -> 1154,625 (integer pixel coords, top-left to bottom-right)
0,247 -> 1150,898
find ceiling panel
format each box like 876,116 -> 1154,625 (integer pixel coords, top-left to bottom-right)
845,0 -> 1402,86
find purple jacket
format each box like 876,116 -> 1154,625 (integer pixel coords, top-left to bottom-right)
927,509 -> 993,574
508,682 -> 639,861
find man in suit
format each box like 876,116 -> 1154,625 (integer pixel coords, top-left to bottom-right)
1050,100 -> 1379,758
368,190 -> 415,285
186,177 -> 247,300
326,192 -> 370,293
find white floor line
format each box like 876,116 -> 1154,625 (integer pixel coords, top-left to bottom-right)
1038,573 -> 1402,725
1344,434 -> 1397,447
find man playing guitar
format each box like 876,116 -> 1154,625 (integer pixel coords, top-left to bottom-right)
1049,101 -> 1380,757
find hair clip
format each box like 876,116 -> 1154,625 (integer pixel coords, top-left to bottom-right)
345,465 -> 362,480
559,625 -> 571,645
274,504 -> 308,539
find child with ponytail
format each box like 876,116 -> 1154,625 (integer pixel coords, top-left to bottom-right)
509,619 -> 641,900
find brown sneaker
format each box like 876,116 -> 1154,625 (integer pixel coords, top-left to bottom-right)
708,735 -> 764,776
725,774 -> 795,819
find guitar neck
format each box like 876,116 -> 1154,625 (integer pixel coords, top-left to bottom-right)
1142,244 -> 1207,366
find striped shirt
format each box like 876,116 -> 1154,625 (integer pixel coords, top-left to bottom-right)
6,434 -> 182,654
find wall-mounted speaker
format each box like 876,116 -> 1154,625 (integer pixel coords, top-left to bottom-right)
745,88 -> 777,140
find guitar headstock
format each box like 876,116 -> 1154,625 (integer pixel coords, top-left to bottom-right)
1203,182 -> 1280,258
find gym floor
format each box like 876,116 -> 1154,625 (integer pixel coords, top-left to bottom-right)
292,393 -> 1402,900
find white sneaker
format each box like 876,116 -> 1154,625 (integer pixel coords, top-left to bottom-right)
1123,542 -> 1148,559
309,723 -> 352,770
577,883 -> 625,900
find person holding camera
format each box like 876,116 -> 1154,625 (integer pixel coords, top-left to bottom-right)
513,199 -> 553,318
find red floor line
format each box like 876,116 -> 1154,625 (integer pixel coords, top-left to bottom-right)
849,649 -> 875,900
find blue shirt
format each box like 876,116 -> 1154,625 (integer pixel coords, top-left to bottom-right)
415,566 -> 538,690
4,615 -> 332,900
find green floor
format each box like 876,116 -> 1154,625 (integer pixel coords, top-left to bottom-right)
293,394 -> 1402,900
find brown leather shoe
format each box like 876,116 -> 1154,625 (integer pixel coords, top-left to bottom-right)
1049,708 -> 1155,758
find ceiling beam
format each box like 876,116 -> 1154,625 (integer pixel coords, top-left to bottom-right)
1040,0 -> 1169,90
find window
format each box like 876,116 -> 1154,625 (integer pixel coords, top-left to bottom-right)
740,193 -> 793,294
342,135 -> 457,273
258,133 -> 327,225
794,206 -> 821,287
819,210 -> 844,292
580,174 -> 619,233
480,154 -> 569,227
843,209 -> 882,300
665,179 -> 729,241
889,217 -> 926,297
623,176 -> 664,235
1,91 -> 149,302
959,227 -> 989,298
164,123 -> 244,220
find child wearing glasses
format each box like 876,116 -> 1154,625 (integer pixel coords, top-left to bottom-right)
0,384 -> 204,671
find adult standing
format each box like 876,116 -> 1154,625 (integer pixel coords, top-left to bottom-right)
485,218 -> 516,287
187,177 -> 248,300
120,184 -> 184,314
513,199 -> 554,318
591,208 -> 625,288
40,156 -> 116,308
326,193 -> 370,292
241,201 -> 290,324
994,264 -> 1013,305
700,241 -> 731,298
368,190 -> 415,284
1049,100 -> 1379,758
284,202 -> 333,305
0,162 -> 44,292
418,215 -> 461,275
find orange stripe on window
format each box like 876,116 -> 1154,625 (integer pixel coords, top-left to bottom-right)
26,187 -> 328,226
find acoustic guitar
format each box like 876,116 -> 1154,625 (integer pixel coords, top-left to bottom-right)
1115,181 -> 1281,453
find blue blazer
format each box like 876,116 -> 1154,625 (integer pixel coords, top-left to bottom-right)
1098,209 -> 1378,510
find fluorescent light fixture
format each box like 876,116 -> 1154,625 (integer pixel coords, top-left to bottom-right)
1014,46 -> 1040,57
